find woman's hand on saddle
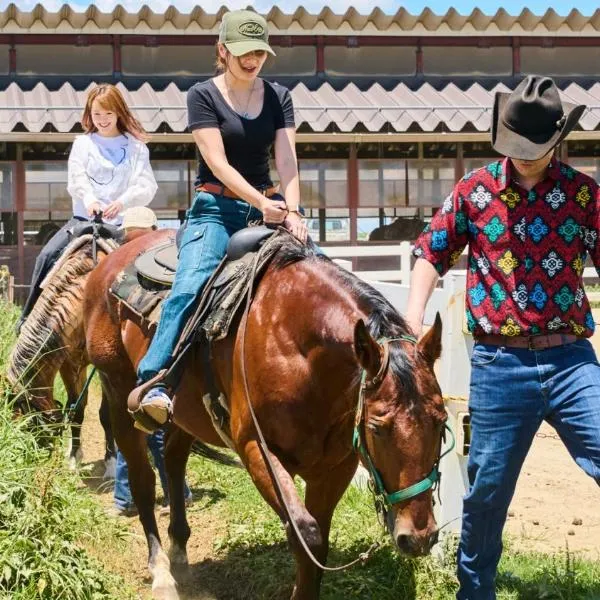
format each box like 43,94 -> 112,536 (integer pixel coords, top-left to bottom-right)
284,212 -> 308,243
260,197 -> 288,225
103,200 -> 124,220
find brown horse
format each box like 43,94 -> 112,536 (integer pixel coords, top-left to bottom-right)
7,239 -> 117,472
83,230 -> 446,600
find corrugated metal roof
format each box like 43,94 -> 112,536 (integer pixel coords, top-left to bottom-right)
1,4 -> 600,36
2,81 -> 600,135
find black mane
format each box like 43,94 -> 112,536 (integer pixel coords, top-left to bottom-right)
272,235 -> 417,398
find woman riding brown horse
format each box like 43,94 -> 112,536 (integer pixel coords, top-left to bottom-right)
83,229 -> 447,600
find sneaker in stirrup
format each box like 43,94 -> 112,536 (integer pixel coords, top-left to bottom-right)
136,386 -> 173,433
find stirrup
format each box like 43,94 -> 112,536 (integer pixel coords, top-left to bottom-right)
127,370 -> 171,434
130,391 -> 172,434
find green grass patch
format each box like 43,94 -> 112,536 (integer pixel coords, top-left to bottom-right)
0,300 -> 135,600
185,453 -> 600,600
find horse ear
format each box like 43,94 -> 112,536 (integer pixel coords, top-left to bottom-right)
417,312 -> 443,365
354,319 -> 381,376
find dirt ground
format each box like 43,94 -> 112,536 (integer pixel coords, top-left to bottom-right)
79,392 -> 600,598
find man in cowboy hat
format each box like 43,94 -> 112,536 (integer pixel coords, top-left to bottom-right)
405,75 -> 600,599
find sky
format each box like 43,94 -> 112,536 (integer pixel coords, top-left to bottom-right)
0,0 -> 598,16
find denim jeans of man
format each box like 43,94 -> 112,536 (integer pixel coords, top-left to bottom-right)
114,427 -> 192,511
457,339 -> 600,599
137,192 -> 263,382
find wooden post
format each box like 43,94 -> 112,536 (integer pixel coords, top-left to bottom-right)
348,144 -> 359,245
15,144 -> 25,286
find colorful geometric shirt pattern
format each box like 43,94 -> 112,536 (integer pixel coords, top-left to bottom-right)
413,158 -> 600,338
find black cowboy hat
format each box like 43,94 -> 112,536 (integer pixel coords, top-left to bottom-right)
491,75 -> 586,161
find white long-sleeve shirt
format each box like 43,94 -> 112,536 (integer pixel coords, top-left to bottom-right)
67,133 -> 158,225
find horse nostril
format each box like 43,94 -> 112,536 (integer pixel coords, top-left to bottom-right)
396,534 -> 414,555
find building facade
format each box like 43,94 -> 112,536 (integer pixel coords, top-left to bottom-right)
1,5 -> 600,289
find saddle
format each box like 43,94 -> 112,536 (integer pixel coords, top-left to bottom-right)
132,225 -> 276,290
110,225 -> 280,336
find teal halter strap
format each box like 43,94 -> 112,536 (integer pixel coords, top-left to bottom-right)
353,336 -> 455,507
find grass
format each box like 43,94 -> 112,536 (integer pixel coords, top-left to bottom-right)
0,300 -> 135,600
2,296 -> 600,599
182,453 -> 600,600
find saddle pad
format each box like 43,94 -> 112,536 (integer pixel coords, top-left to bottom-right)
110,265 -> 169,328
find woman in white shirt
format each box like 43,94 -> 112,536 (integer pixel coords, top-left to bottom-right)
18,84 -> 157,328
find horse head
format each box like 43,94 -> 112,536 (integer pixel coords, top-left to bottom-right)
354,312 -> 446,557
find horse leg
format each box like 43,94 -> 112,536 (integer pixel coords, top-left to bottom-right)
241,440 -> 325,600
163,425 -> 194,571
101,372 -> 178,600
99,388 -> 117,479
300,454 -> 359,599
60,361 -> 87,470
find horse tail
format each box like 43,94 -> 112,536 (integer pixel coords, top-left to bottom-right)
190,440 -> 242,468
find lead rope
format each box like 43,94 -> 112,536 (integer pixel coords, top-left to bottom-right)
238,232 -> 379,572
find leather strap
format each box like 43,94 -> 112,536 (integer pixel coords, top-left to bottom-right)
475,333 -> 579,350
196,182 -> 279,200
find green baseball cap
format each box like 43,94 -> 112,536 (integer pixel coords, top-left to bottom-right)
219,10 -> 276,57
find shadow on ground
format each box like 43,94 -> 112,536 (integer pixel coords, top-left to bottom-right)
173,539 -> 418,600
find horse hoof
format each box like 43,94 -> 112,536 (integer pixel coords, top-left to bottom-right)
103,456 -> 116,480
152,579 -> 179,600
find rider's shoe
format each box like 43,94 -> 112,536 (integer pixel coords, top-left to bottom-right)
130,385 -> 173,434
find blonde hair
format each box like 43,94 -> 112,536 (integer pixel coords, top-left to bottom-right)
82,84 -> 149,142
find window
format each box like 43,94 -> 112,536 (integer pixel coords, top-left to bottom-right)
358,160 -> 406,208
150,161 -> 192,227
121,46 -> 214,76
305,209 -> 350,243
521,47 -> 600,76
423,46 -> 511,76
262,46 -> 316,76
298,160 -> 348,209
0,163 -> 16,245
325,46 -> 416,76
24,162 -> 71,245
0,45 -> 9,75
407,159 -> 455,207
17,45 -> 112,75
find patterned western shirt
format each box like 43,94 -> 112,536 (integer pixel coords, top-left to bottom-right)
413,158 -> 600,338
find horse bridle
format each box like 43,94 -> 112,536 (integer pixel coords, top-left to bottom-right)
353,336 -> 455,511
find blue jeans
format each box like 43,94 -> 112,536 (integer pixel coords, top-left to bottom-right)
137,192 -> 262,382
457,339 -> 600,599
114,427 -> 191,510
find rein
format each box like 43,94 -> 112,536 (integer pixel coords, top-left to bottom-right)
237,237 -> 452,572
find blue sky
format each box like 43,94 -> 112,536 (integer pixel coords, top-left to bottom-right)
1,0 -> 598,16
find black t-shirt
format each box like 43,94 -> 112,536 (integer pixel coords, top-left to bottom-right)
187,79 -> 295,188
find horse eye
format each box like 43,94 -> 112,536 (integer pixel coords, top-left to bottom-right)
367,418 -> 389,436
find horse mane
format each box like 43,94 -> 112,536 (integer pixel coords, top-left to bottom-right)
7,245 -> 95,388
272,235 -> 417,398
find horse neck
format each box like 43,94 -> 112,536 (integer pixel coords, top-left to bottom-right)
7,248 -> 93,391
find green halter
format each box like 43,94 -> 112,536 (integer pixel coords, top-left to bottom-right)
353,336 -> 455,507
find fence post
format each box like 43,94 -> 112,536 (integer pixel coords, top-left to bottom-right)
399,242 -> 412,286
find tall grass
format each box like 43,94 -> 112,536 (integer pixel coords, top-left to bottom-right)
0,300 -> 134,600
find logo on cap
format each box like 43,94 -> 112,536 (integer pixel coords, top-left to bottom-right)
239,21 -> 265,37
